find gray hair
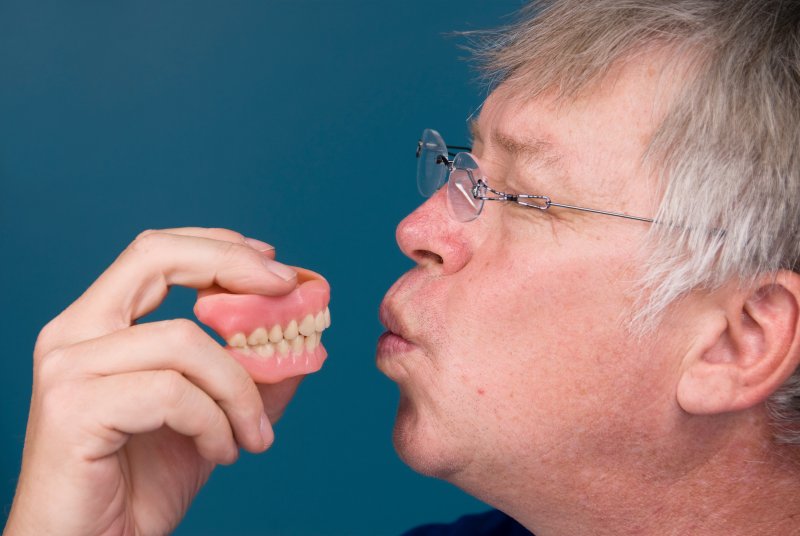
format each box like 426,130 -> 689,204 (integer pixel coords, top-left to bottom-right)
470,0 -> 800,442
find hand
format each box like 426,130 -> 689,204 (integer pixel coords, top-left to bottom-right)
5,227 -> 303,536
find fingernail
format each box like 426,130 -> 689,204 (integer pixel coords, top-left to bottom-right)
260,413 -> 274,449
244,237 -> 275,253
265,259 -> 296,282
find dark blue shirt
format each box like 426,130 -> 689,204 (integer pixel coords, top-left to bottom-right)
402,510 -> 532,535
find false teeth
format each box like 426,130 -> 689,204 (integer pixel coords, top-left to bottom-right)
247,327 -> 268,346
229,333 -> 247,348
226,306 -> 330,359
284,319 -> 299,340
299,314 -> 315,337
269,324 -> 283,343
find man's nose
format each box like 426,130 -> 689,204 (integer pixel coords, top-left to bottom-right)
395,188 -> 473,274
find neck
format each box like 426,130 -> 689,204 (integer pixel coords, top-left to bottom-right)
465,411 -> 800,536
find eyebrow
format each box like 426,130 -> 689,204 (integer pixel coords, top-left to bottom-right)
468,118 -> 563,168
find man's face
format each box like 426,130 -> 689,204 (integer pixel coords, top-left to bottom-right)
377,57 -> 692,504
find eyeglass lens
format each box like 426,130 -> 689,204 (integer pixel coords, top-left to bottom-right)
416,129 -> 485,222
416,129 -> 448,197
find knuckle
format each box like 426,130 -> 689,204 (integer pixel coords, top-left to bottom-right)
164,318 -> 205,346
218,239 -> 242,262
134,228 -> 159,241
154,370 -> 189,407
128,230 -> 169,257
209,227 -> 245,241
221,242 -> 266,278
35,347 -> 69,386
201,404 -> 228,436
34,317 -> 62,358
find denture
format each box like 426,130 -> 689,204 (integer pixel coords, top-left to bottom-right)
194,266 -> 331,383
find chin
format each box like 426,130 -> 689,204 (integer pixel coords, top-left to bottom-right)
391,393 -> 474,481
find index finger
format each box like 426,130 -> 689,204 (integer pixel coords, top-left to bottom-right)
45,231 -> 297,350
155,227 -> 278,260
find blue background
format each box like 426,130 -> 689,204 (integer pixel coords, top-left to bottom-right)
0,1 -> 523,534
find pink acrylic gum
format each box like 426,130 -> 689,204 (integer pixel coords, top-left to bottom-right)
194,266 -> 331,383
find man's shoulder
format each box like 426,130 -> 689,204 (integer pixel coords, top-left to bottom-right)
401,510 -> 532,536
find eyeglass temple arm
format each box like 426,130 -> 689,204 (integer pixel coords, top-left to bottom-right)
447,145 -> 471,157
479,183 -> 655,224
415,140 -> 471,158
547,201 -> 655,223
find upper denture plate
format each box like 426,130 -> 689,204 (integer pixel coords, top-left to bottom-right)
269,324 -> 283,343
248,327 -> 268,346
299,314 -> 316,336
229,333 -> 247,348
314,311 -> 326,332
284,319 -> 299,340
324,307 -> 331,328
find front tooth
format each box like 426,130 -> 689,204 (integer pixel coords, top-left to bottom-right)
324,307 -> 331,328
305,332 -> 318,351
284,319 -> 299,340
228,333 -> 247,348
299,314 -> 315,336
314,311 -> 325,332
277,339 -> 290,356
247,327 -> 268,346
268,324 -> 283,343
292,335 -> 304,355
255,343 -> 275,358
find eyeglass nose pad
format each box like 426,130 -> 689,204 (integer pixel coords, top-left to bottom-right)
447,168 -> 484,222
452,151 -> 478,171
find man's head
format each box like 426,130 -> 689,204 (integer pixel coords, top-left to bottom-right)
378,0 -> 800,532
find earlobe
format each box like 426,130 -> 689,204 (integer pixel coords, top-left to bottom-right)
677,272 -> 800,416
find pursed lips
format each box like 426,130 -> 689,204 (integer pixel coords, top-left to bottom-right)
378,300 -> 412,343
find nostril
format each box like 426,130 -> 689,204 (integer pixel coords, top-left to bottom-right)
415,250 -> 444,265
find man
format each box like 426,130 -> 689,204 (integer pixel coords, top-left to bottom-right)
6,0 -> 800,534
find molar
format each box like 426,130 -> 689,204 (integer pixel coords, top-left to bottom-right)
248,327 -> 268,346
229,333 -> 247,348
324,306 -> 331,328
255,343 -> 275,358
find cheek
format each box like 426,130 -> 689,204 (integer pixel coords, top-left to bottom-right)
438,238 -> 655,408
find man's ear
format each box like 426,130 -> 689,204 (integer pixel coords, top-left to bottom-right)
677,271 -> 800,415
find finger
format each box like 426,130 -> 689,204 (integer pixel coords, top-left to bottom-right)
75,370 -> 243,464
44,232 -> 297,350
45,319 -> 267,453
156,227 -> 277,259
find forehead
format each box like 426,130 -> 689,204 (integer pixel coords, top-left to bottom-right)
475,53 -> 677,206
